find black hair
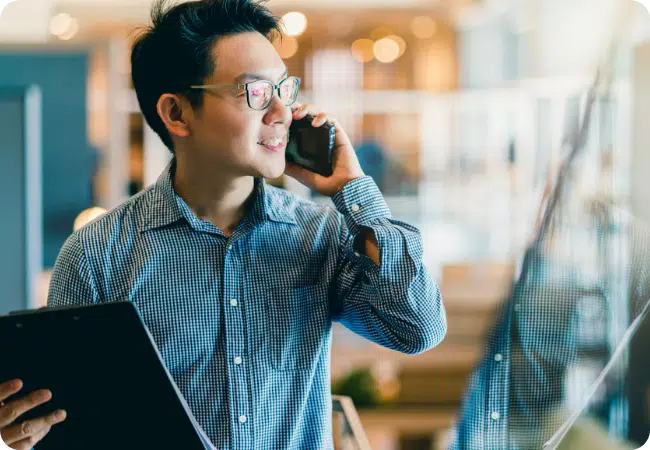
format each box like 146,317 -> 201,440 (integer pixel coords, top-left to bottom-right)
130,0 -> 282,152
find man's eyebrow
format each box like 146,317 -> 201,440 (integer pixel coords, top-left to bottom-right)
234,69 -> 289,84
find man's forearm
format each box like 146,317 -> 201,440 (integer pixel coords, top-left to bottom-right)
355,227 -> 380,266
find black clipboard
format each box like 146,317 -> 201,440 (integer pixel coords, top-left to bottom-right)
0,301 -> 217,450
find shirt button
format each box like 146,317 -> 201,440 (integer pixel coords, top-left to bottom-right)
494,353 -> 503,362
351,204 -> 360,212
230,299 -> 238,307
227,244 -> 233,251
491,411 -> 501,420
239,415 -> 247,424
354,252 -> 360,257
234,357 -> 242,365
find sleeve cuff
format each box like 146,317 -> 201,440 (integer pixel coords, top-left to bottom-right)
331,176 -> 391,235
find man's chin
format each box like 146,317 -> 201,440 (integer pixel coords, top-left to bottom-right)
250,162 -> 286,181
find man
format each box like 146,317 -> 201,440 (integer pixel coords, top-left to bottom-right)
0,0 -> 447,448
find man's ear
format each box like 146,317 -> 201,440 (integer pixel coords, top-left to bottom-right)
157,93 -> 191,139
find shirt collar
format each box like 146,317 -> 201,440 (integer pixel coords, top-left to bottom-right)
141,158 -> 297,232
141,158 -> 184,231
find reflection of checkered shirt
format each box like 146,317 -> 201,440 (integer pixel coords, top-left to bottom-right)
47,158 -> 447,450
450,215 -> 650,450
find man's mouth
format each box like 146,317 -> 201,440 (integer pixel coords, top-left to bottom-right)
258,137 -> 285,152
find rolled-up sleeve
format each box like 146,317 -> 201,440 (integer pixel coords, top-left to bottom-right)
47,233 -> 99,308
330,176 -> 447,354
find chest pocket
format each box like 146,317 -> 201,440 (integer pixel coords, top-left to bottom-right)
266,284 -> 331,371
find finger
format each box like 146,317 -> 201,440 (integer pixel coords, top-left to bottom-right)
330,119 -> 354,156
292,103 -> 309,120
311,112 -> 328,127
284,161 -> 326,187
7,425 -> 51,450
0,390 -> 51,428
2,410 -> 65,445
328,120 -> 364,178
0,379 -> 22,402
290,102 -> 303,113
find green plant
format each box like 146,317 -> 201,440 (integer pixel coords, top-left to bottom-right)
331,367 -> 381,408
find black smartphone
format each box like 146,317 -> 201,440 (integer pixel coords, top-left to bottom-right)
285,114 -> 335,177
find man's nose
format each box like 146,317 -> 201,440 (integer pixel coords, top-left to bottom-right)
263,93 -> 291,125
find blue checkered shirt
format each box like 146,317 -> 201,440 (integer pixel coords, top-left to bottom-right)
47,159 -> 447,450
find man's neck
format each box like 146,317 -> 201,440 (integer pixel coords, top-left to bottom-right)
173,157 -> 256,236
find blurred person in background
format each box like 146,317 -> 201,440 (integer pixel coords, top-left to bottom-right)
0,0 -> 447,449
356,139 -> 387,191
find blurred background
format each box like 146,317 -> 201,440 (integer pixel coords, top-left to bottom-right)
2,0 -> 650,449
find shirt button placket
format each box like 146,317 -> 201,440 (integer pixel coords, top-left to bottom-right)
487,324 -> 510,446
223,240 -> 251,448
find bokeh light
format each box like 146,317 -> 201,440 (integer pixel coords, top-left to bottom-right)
274,36 -> 299,59
373,37 -> 400,63
58,18 -> 79,40
410,16 -> 437,39
351,38 -> 374,63
50,13 -> 73,36
369,26 -> 392,41
281,11 -> 307,37
386,34 -> 406,58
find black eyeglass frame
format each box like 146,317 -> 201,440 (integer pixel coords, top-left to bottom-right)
189,76 -> 301,111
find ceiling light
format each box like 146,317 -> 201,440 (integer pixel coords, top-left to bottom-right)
350,38 -> 374,63
410,16 -> 437,39
373,37 -> 400,63
282,11 -> 307,37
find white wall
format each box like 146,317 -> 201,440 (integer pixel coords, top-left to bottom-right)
0,0 -> 52,42
457,0 -> 650,87
143,123 -> 172,187
459,14 -> 517,89
528,0 -> 617,78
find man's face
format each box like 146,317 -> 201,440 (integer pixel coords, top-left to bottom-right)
184,31 -> 293,179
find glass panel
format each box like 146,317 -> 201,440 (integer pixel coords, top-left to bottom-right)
480,3 -> 648,448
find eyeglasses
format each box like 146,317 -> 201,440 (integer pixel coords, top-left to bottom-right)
189,76 -> 301,111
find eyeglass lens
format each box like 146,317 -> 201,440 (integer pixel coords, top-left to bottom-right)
247,77 -> 299,110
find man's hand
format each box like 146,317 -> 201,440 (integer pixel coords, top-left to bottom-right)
0,379 -> 66,450
284,104 -> 365,197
